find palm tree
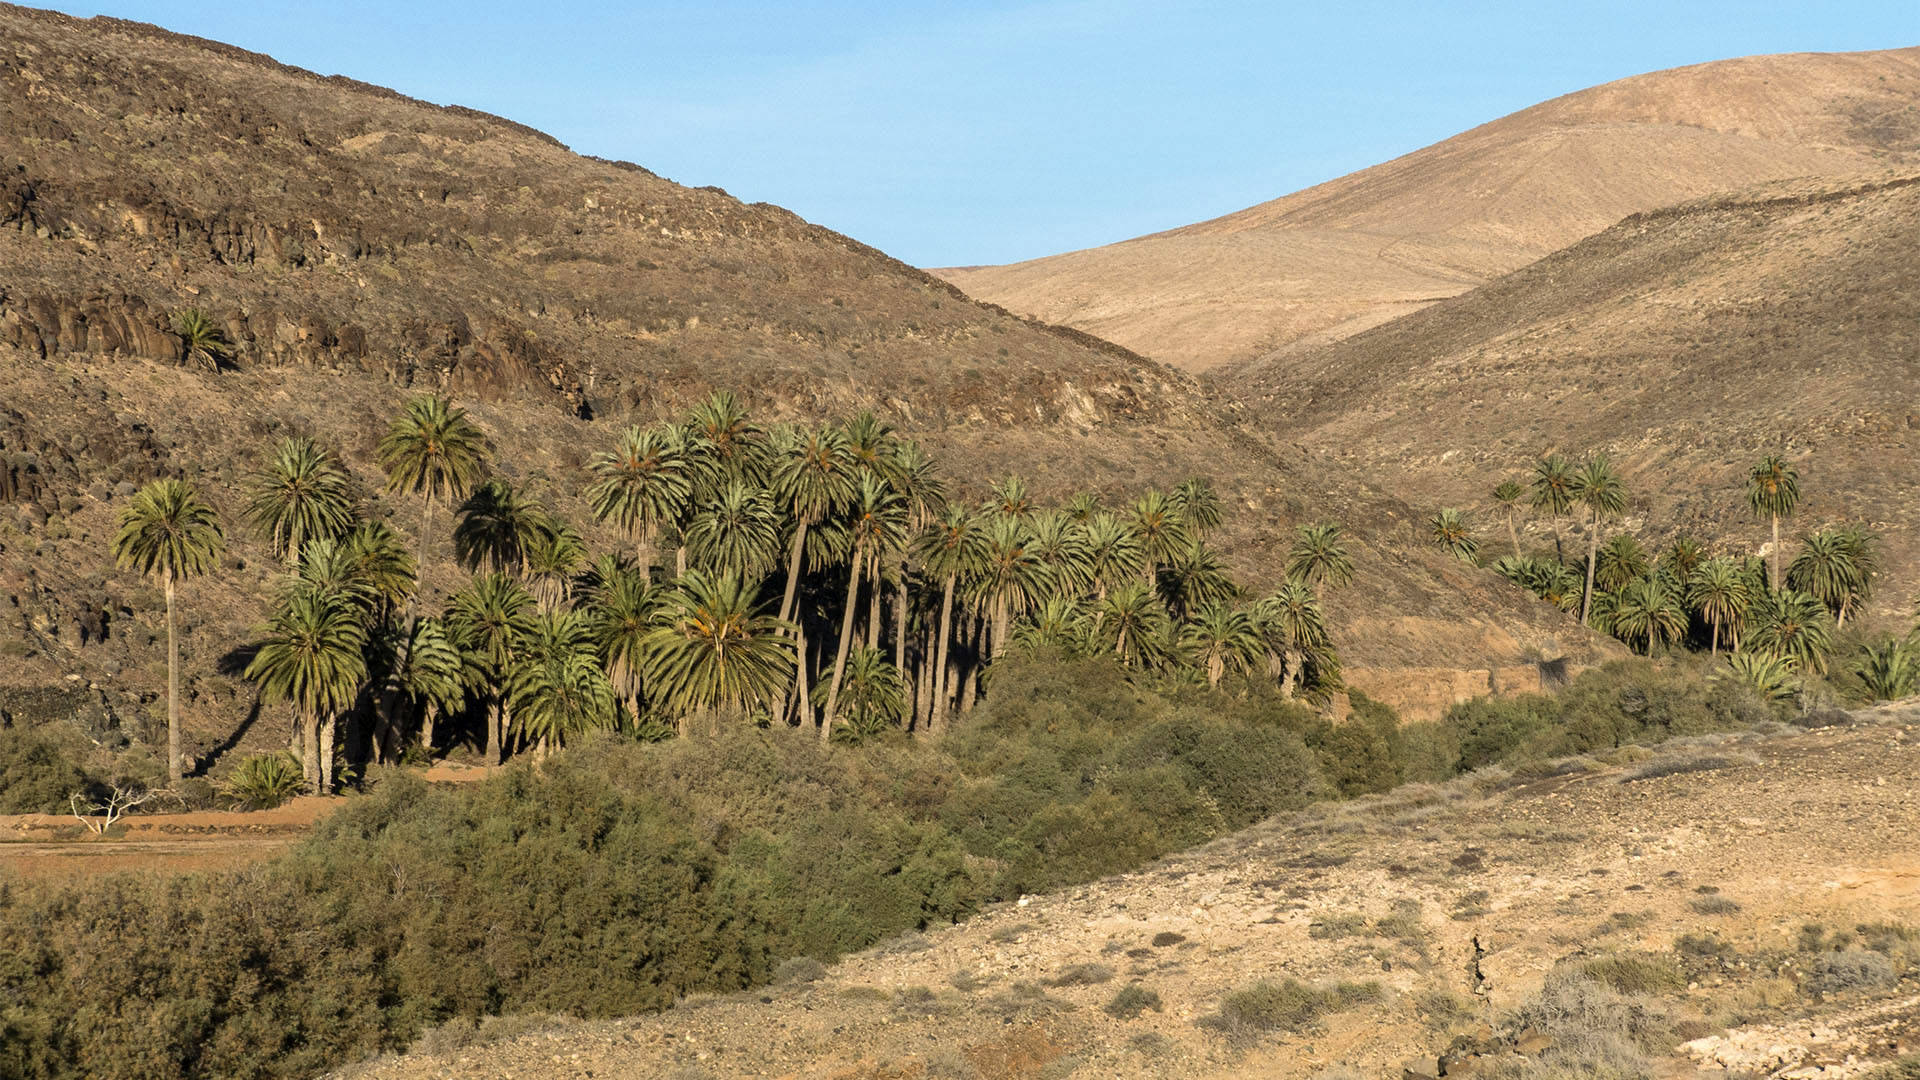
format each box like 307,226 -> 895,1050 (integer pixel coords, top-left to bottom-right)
886,439 -> 945,677
585,425 -> 691,575
339,522 -> 419,616
387,615 -> 465,758
1082,512 -> 1145,601
822,475 -> 911,733
830,647 -> 907,744
1128,490 -> 1190,581
1856,638 -> 1919,702
1088,582 -> 1172,670
684,390 -> 767,490
1062,491 -> 1103,524
1254,582 -> 1329,699
112,479 -> 225,782
453,478 -> 550,575
1285,522 -> 1353,590
914,503 -> 987,732
1492,480 -> 1524,559
244,588 -> 366,792
1172,478 -> 1224,538
169,308 -> 233,372
1157,539 -> 1236,621
507,608 -> 616,757
1181,602 -> 1262,688
584,562 -> 655,722
1428,509 -> 1478,563
1660,537 -> 1705,583
1788,526 -> 1875,627
1747,588 -> 1836,675
1687,556 -> 1750,656
244,436 -> 355,569
1746,455 -> 1800,591
1026,510 -> 1093,600
1594,533 -> 1649,594
1011,595 -> 1088,655
641,571 -> 795,731
970,514 -> 1052,662
842,411 -> 904,487
377,395 -> 489,572
446,572 -> 537,762
1529,453 -> 1578,561
522,520 -> 586,612
1606,577 -> 1686,655
769,423 -> 856,625
1571,454 -> 1626,625
1724,651 -> 1798,702
685,480 -> 781,583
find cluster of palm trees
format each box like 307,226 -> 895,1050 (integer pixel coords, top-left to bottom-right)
111,391 -> 1351,791
1429,454 -> 1880,698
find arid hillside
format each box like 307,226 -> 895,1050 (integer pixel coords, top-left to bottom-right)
1224,171 -> 1920,621
938,47 -> 1920,371
0,0 -> 1610,767
337,707 -> 1920,1080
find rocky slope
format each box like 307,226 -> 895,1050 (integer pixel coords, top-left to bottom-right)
938,46 -> 1920,371
0,1 -> 1612,767
1224,171 -> 1920,621
336,707 -> 1920,1079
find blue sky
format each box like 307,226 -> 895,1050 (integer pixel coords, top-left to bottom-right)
46,1 -> 1920,267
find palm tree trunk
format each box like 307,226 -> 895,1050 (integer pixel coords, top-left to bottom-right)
1579,510 -> 1600,625
932,574 -> 956,732
991,597 -> 1010,660
893,573 -> 908,674
421,702 -> 438,756
1280,647 -> 1302,699
414,494 -> 435,607
1769,514 -> 1781,592
778,520 -> 809,626
820,553 -> 863,738
487,698 -> 501,761
164,575 -> 183,783
1207,654 -> 1223,688
676,544 -> 687,577
1709,617 -> 1719,658
865,556 -> 883,651
300,708 -> 321,790
914,634 -> 933,732
319,712 -> 336,794
1506,510 -> 1522,559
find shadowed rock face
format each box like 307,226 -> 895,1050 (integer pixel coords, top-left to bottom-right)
0,2 -> 1614,757
938,46 -> 1920,372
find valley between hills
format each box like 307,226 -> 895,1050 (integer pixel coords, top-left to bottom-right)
1,5 -> 1918,1080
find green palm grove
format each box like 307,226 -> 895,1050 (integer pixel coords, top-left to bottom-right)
114,392 -> 1351,791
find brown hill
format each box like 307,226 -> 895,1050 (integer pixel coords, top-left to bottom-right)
1223,171 -> 1920,619
0,1 -> 1607,763
938,47 -> 1920,371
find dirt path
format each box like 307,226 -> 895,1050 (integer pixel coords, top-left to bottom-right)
336,714 -> 1920,1080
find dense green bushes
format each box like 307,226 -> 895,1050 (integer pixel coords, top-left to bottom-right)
0,653 -> 1783,1080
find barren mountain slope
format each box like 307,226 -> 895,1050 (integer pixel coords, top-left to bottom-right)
1225,171 -> 1920,621
339,708 -> 1920,1080
939,47 -> 1920,371
0,1 -> 1610,764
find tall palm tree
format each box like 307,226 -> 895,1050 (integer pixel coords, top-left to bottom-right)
1026,510 -> 1093,601
843,411 -> 904,487
1181,602 -> 1262,688
1660,537 -> 1705,584
1088,582 -> 1172,670
1594,533 -> 1649,594
507,608 -> 616,757
830,647 -> 907,744
987,475 -> 1034,522
1172,478 -> 1224,538
388,615 -> 465,758
453,478 -> 550,575
1746,455 -> 1800,591
1082,512 -> 1146,601
1492,480 -> 1524,559
244,588 -> 366,792
1687,556 -> 1750,656
1011,595 -> 1088,655
1128,490 -> 1190,581
244,436 -> 355,569
685,480 -> 781,583
339,522 -> 419,617
1529,453 -> 1578,561
1571,454 -> 1626,625
522,520 -> 586,612
770,423 -> 856,626
585,425 -> 691,575
1747,588 -> 1836,675
377,394 -> 489,573
169,308 -> 233,372
641,571 -> 795,731
684,390 -> 767,491
886,440 -> 945,677
1254,582 -> 1329,700
821,475 -> 910,733
970,514 -> 1052,662
446,572 -> 537,762
1788,525 -> 1875,627
112,479 -> 225,783
1285,522 -> 1353,590
914,502 -> 987,732
1606,576 -> 1686,655
1062,491 -> 1103,524
1428,509 -> 1478,563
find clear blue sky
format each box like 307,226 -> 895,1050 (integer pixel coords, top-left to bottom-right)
44,1 -> 1920,267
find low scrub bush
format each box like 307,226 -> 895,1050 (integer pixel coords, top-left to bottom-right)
1573,952 -> 1686,995
1811,949 -> 1898,994
1104,984 -> 1163,1019
1207,978 -> 1382,1040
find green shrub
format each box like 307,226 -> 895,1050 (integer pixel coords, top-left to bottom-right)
218,751 -> 306,810
0,727 -> 93,813
1573,952 -> 1686,995
1210,979 -> 1381,1039
1045,963 -> 1114,987
1104,984 -> 1163,1019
